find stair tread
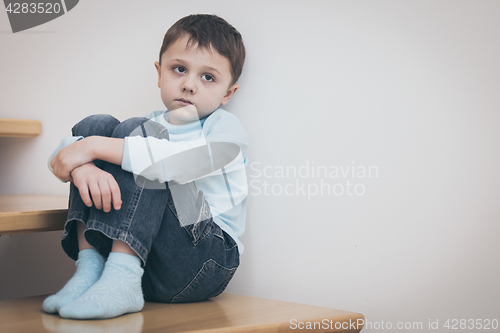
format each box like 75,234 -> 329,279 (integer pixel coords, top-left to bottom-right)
0,118 -> 41,138
0,194 -> 68,234
0,293 -> 365,332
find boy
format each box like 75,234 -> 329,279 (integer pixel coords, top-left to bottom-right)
43,14 -> 249,319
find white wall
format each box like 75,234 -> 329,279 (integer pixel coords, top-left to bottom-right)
1,0 -> 499,331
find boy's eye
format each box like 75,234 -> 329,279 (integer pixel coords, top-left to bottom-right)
173,66 -> 186,74
202,74 -> 214,82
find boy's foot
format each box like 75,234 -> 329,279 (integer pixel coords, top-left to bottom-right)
59,252 -> 144,319
43,248 -> 105,313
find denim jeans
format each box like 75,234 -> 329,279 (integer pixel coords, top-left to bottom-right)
61,114 -> 240,303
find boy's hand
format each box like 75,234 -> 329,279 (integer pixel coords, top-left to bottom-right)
71,162 -> 122,212
50,137 -> 96,182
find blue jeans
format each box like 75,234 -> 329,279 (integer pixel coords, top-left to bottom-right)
61,114 -> 240,303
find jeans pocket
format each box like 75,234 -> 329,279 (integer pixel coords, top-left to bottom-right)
167,184 -> 213,246
170,259 -> 238,303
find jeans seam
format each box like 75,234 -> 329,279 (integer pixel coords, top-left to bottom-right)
170,259 -> 237,303
225,243 -> 238,251
167,197 -> 178,220
122,180 -> 145,237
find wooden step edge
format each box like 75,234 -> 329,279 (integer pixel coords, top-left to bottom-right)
0,293 -> 365,333
0,210 -> 67,234
0,194 -> 68,235
0,118 -> 42,138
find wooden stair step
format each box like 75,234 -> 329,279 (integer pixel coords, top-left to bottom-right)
0,293 -> 364,332
0,118 -> 41,138
0,194 -> 68,235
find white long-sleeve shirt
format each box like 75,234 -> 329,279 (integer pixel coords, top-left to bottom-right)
47,109 -> 249,254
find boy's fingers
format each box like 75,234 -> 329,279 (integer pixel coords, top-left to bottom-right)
88,181 -> 102,210
78,182 -> 93,208
100,185 -> 112,213
109,179 -> 122,210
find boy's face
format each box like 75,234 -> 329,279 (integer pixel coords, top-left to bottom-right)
155,34 -> 239,125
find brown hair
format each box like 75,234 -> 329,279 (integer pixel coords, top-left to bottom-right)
159,14 -> 246,86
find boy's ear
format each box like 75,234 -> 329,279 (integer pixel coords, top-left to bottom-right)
220,83 -> 239,106
154,61 -> 161,88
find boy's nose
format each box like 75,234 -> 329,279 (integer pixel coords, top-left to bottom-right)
181,76 -> 196,94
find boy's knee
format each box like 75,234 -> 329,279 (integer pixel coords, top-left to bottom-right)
71,114 -> 120,137
110,117 -> 149,139
111,117 -> 169,140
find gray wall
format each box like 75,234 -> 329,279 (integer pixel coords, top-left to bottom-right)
1,0 -> 499,331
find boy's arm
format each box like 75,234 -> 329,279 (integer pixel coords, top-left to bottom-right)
50,112 -> 248,185
50,133 -> 232,184
50,136 -> 124,182
125,136 -> 243,184
122,113 -> 249,184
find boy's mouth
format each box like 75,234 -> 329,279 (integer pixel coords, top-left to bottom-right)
176,98 -> 194,106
